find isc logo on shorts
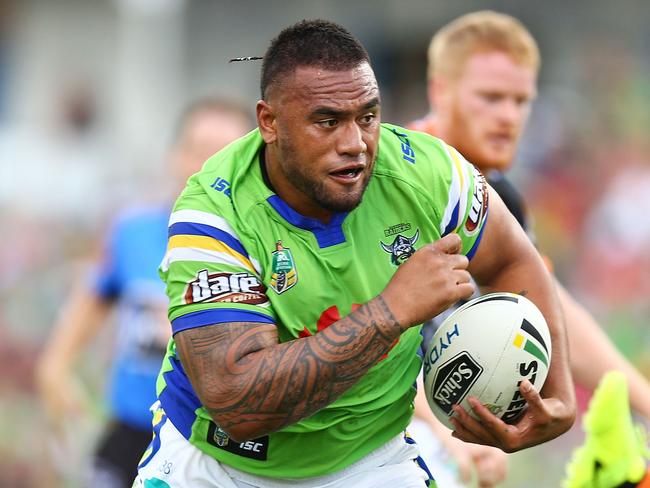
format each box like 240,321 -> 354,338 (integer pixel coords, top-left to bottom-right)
207,422 -> 269,461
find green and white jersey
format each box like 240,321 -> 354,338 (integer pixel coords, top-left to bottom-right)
156,124 -> 489,478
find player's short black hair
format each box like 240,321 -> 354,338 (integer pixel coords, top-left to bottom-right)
260,19 -> 371,100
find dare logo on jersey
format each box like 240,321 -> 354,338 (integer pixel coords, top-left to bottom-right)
184,270 -> 268,305
380,229 -> 420,266
465,168 -> 489,235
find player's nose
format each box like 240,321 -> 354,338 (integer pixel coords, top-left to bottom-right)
337,121 -> 367,157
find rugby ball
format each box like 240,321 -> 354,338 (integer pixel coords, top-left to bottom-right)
422,292 -> 552,429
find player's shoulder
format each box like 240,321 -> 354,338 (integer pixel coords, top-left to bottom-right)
170,130 -> 267,244
175,129 -> 265,217
379,123 -> 457,165
376,123 -> 467,189
200,128 -> 262,176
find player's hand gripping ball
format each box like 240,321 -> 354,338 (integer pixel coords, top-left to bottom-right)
423,292 -> 552,429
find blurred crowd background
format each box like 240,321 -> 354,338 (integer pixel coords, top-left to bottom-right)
0,0 -> 648,486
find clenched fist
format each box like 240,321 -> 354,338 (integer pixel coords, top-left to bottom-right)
381,233 -> 474,328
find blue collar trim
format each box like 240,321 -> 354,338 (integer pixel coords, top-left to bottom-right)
266,195 -> 348,248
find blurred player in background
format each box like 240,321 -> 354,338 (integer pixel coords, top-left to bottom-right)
36,98 -> 252,487
409,10 -> 650,487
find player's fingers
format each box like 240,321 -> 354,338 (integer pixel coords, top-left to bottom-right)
433,233 -> 462,255
454,269 -> 471,284
519,379 -> 542,407
451,404 -> 501,446
456,282 -> 476,301
447,253 -> 470,270
450,417 -> 486,446
467,396 -> 510,433
512,380 -> 556,434
461,396 -> 527,451
466,396 -> 529,449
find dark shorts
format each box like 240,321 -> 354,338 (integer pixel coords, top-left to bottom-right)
90,419 -> 152,488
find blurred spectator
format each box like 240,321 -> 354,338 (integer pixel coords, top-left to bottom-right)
35,98 -> 252,487
577,154 -> 650,306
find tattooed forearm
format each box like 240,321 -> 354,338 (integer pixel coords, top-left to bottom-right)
175,295 -> 404,441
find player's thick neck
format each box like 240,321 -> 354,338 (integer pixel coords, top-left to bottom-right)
260,145 -> 334,224
259,145 -> 348,248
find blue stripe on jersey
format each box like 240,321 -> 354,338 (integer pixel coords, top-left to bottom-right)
171,309 -> 275,335
168,222 -> 250,258
442,200 -> 460,236
466,209 -> 489,261
417,327 -> 426,359
267,195 -> 348,248
404,433 -> 434,485
159,355 -> 202,439
138,408 -> 167,469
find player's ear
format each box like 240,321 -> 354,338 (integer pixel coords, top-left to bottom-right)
257,100 -> 277,144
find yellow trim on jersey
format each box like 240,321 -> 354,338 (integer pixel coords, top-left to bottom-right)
168,235 -> 256,273
446,144 -> 466,189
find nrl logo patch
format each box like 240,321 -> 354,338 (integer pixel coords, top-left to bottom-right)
380,229 -> 420,265
269,240 -> 297,294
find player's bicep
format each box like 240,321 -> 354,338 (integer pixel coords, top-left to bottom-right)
175,321 -> 279,409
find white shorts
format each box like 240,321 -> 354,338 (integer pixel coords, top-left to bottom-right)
408,417 -> 467,488
133,406 -> 432,488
